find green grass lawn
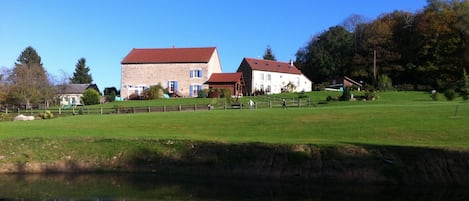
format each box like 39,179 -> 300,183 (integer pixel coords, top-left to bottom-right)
1,91 -> 468,149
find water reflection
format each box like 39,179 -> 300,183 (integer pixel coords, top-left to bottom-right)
0,173 -> 467,201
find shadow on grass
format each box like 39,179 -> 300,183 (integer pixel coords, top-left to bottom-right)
6,140 -> 469,185
121,141 -> 469,186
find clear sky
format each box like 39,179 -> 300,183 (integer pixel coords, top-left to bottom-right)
0,0 -> 428,90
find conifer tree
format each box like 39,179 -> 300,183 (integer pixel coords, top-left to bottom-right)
70,58 -> 93,84
263,45 -> 277,61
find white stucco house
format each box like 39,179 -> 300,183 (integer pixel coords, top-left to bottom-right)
120,47 -> 222,99
56,84 -> 100,106
236,58 -> 312,95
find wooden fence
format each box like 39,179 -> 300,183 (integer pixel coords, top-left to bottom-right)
0,98 -> 314,117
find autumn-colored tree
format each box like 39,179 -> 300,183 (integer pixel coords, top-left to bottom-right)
412,0 -> 467,89
0,67 -> 8,104
6,46 -> 54,108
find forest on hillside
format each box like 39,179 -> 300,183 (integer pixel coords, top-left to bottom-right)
295,0 -> 468,93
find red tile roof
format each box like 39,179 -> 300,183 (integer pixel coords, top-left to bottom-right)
121,47 -> 217,64
206,72 -> 243,83
243,58 -> 301,74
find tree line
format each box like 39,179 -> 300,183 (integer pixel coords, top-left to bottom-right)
0,46 -> 94,108
295,0 -> 468,94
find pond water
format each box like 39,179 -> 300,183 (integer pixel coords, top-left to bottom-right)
0,173 -> 467,201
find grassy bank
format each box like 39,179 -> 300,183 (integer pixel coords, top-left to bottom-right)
0,91 -> 468,183
1,94 -> 468,148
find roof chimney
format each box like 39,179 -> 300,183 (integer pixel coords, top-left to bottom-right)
290,59 -> 293,66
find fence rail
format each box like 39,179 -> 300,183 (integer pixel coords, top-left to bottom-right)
0,98 -> 314,117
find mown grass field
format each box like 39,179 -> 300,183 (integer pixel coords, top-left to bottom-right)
1,91 -> 468,149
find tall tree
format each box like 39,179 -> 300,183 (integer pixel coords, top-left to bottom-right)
7,46 -> 54,108
295,26 -> 354,83
263,45 -> 277,61
341,14 -> 368,32
412,0 -> 466,89
355,11 -> 410,86
0,67 -> 8,104
70,57 -> 93,84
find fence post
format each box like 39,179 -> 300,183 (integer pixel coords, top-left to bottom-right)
269,100 -> 272,108
5,108 -> 7,114
101,107 -> 103,115
59,108 -> 61,115
194,104 -> 196,111
178,105 -> 181,112
147,106 -> 151,113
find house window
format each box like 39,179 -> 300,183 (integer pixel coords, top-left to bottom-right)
259,73 -> 264,80
190,69 -> 203,78
267,74 -> 271,81
168,81 -> 178,93
189,84 -> 203,97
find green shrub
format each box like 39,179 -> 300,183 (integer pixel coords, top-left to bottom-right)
142,85 -> 166,100
378,74 -> 394,91
340,87 -> 351,101
197,90 -> 206,98
221,88 -> 231,98
0,113 -> 13,121
106,91 -> 116,102
221,89 -> 232,104
82,88 -> 101,105
365,91 -> 377,100
38,110 -> 54,119
444,88 -> 456,101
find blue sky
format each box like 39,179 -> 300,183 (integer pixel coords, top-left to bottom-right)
0,0 -> 428,90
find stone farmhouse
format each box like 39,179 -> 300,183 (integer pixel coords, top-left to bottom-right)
120,47 -> 222,99
236,58 -> 312,96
